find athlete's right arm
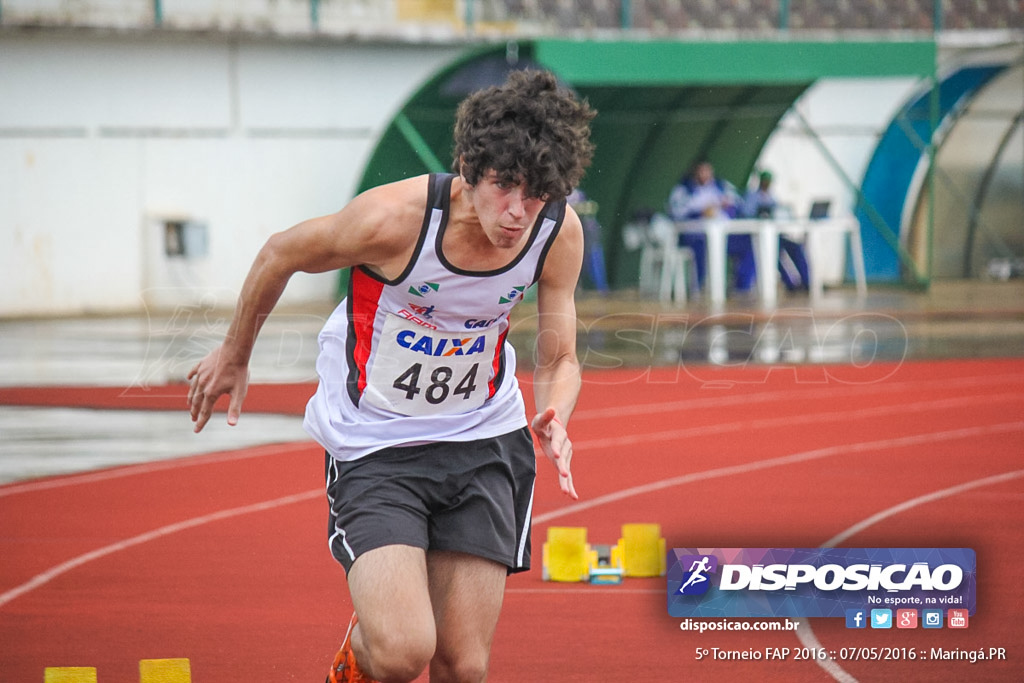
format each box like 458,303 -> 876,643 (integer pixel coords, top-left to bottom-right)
187,178 -> 424,433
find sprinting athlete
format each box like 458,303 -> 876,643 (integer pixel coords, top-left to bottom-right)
187,69 -> 595,683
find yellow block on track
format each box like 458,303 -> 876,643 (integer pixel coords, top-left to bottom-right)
542,526 -> 590,582
619,523 -> 666,578
44,668 -> 97,683
139,659 -> 191,683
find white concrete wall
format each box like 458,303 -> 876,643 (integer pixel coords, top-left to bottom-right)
0,33 -> 463,317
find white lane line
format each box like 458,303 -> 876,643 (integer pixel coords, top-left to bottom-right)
6,390 -> 1006,498
521,424 -> 1022,613
11,424 -> 1017,611
571,372 -> 1024,421
536,422 -> 1024,524
796,469 -> 1024,683
573,391 -> 1022,452
0,489 -> 321,610
0,441 -> 312,498
4,372 -> 1017,496
824,469 -> 1024,548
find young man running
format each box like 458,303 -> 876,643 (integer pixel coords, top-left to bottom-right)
187,69 -> 595,682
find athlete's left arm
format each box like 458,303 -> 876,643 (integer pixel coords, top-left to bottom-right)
531,205 -> 584,500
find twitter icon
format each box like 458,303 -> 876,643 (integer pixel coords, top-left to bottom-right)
870,609 -> 893,629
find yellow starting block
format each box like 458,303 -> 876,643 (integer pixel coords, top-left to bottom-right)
139,658 -> 192,682
542,526 -> 590,582
44,669 -> 97,683
542,523 -> 666,583
618,523 -> 666,578
44,659 -> 191,683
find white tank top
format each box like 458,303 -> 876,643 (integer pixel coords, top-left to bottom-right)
304,173 -> 567,462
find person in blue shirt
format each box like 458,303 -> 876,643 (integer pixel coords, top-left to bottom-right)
567,188 -> 609,293
742,170 -> 809,292
668,161 -> 756,292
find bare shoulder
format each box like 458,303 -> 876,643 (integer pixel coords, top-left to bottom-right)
539,203 -> 584,286
348,175 -> 430,245
558,204 -> 584,247
535,202 -> 582,336
340,175 -> 431,274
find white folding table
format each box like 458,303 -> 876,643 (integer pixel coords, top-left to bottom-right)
676,217 -> 867,308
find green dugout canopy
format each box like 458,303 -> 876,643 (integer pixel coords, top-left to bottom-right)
357,39 -> 937,289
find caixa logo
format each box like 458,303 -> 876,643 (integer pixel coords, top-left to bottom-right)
396,330 -> 486,356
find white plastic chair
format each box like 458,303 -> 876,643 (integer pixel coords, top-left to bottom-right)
642,213 -> 696,304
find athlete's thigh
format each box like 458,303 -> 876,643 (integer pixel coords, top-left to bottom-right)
427,550 -> 507,658
347,544 -> 435,652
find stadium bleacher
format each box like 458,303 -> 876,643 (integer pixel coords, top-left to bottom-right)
3,0 -> 1017,35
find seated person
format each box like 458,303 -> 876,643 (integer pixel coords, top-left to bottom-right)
668,161 -> 756,292
742,170 -> 809,292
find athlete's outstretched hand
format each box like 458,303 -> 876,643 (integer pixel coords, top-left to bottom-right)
531,407 -> 578,500
187,345 -> 249,433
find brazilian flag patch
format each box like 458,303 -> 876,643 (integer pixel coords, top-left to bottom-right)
499,285 -> 526,304
409,282 -> 440,297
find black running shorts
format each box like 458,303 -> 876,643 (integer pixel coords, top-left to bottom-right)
325,426 -> 536,574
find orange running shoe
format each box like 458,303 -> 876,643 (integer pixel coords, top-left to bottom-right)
326,613 -> 377,683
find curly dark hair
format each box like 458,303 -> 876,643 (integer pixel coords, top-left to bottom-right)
452,69 -> 596,201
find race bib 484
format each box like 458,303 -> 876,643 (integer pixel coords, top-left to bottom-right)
363,314 -> 499,417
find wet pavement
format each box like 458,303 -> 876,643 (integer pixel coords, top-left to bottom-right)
0,407 -> 307,485
2,279 -> 1022,485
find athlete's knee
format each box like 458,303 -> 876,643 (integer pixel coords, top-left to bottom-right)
430,648 -> 490,683
361,625 -> 435,682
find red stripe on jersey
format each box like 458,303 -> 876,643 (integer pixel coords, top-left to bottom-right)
488,327 -> 509,398
349,269 -> 386,397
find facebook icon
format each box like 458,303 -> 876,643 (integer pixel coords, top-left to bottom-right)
845,609 -> 867,629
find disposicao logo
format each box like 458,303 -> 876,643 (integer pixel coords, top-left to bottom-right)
676,555 -> 718,595
667,548 -> 976,619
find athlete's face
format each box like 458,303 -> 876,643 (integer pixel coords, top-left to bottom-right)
468,171 -> 548,249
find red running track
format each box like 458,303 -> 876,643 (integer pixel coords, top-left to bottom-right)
1,358 -> 1022,681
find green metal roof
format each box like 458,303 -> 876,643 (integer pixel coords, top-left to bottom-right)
533,39 -> 936,84
356,39 -> 937,288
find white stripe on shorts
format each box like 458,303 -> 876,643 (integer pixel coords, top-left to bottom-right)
329,526 -> 356,562
515,484 -> 535,568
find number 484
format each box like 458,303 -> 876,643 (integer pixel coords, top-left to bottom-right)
393,363 -> 479,405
